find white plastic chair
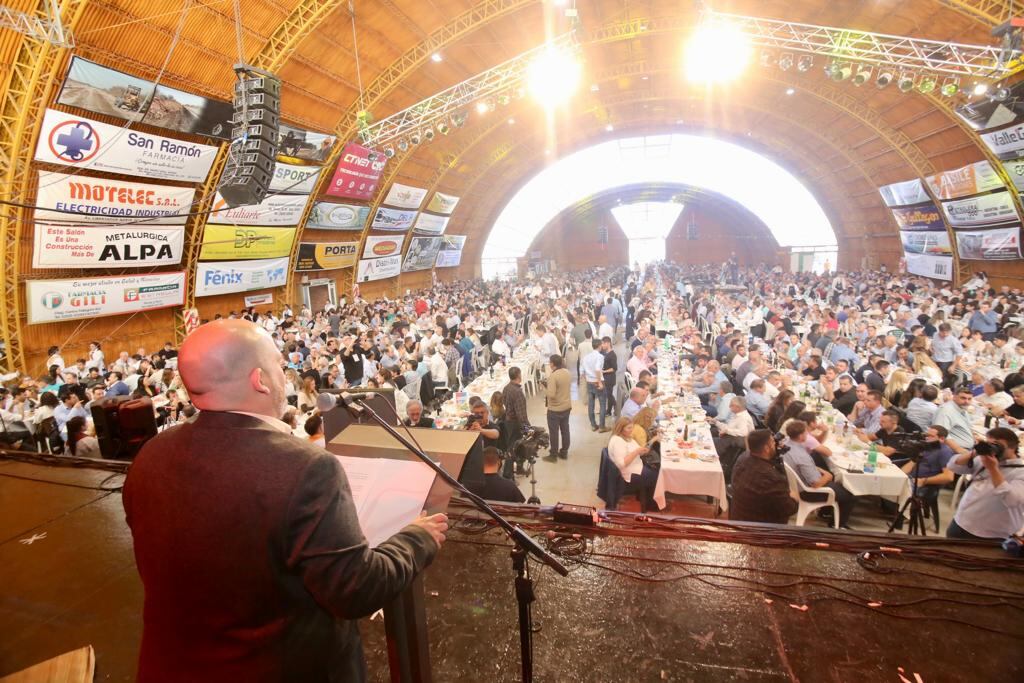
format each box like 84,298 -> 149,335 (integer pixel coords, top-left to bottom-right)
950,473 -> 971,512
784,463 -> 840,528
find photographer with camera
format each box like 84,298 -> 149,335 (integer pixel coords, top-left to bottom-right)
466,397 -> 501,449
946,428 -> 1024,540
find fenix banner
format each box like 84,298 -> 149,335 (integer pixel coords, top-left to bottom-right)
195,258 -> 289,296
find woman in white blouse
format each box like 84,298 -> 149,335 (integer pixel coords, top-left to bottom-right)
607,417 -> 659,508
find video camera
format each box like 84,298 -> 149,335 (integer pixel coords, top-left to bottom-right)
772,432 -> 790,456
887,431 -> 943,462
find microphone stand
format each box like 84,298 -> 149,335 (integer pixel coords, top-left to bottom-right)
345,396 -> 568,683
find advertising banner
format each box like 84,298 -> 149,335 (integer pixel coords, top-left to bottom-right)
980,123 -> 1024,160
276,123 -> 336,166
306,201 -> 369,230
35,171 -> 196,225
426,191 -> 460,215
26,272 -> 185,324
925,161 -> 1005,200
899,230 -> 952,256
954,225 -> 1022,260
362,234 -> 405,259
33,224 -> 184,269
270,162 -> 322,194
941,190 -> 1020,227
207,192 -> 310,227
1004,158 -> 1024,192
324,142 -> 386,200
370,206 -> 417,231
199,226 -> 296,260
955,82 -> 1024,131
295,242 -> 358,271
412,212 -> 450,235
402,236 -> 443,272
879,179 -> 930,207
904,252 -> 953,281
891,202 -> 945,231
435,234 -> 466,268
356,255 -> 401,282
34,109 -> 219,182
195,257 -> 289,297
382,182 -> 428,210
142,84 -> 233,139
244,293 -> 274,306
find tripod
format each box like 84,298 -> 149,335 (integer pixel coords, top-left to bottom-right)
887,456 -> 929,536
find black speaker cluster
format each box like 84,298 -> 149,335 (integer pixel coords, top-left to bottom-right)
218,66 -> 282,209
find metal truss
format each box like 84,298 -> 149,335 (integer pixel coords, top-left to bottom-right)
705,10 -> 1016,79
357,32 -> 576,148
0,0 -> 74,47
933,1 -> 1022,27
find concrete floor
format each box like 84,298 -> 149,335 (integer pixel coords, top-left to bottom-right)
504,346 -> 953,534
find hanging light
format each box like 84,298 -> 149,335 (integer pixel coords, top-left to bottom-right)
383,146 -> 396,158
796,55 -> 813,72
527,46 -> 582,106
973,82 -> 990,97
410,132 -> 422,145
476,100 -> 491,115
685,20 -> 752,83
437,121 -> 450,135
853,64 -> 873,86
897,72 -> 916,93
423,127 -> 435,142
397,139 -> 409,152
993,85 -> 1011,101
876,70 -> 894,88
778,53 -> 794,71
828,60 -> 851,81
452,112 -> 467,128
940,78 -> 960,97
918,75 -> 937,94
760,50 -> 776,68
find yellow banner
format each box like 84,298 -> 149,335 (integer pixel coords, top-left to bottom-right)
199,226 -> 296,260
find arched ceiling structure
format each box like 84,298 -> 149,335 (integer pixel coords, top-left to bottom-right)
1,0 -> 1021,373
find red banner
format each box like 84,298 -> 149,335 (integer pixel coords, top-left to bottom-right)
324,142 -> 386,200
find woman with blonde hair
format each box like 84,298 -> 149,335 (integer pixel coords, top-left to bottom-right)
912,349 -> 944,384
489,391 -> 506,422
607,417 -> 659,509
883,369 -> 912,408
631,406 -> 657,446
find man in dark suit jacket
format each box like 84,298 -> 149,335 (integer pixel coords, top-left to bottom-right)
730,430 -> 799,524
124,319 -> 447,682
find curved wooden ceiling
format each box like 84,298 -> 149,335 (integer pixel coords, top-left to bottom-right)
48,0 -> 1024,259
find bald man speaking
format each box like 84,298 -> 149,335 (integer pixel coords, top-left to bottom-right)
123,320 -> 447,682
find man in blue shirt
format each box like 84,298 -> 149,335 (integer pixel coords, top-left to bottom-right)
968,302 -> 999,341
896,425 -> 954,503
782,420 -> 856,529
853,390 -> 884,436
745,379 -> 771,420
105,371 -> 131,398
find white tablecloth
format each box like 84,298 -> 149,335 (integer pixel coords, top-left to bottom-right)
827,446 -> 910,504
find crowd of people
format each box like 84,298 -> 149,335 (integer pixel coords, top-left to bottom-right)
5,260 -> 1024,540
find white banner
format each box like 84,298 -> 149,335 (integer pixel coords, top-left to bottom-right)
434,249 -> 463,268
981,123 -> 1024,159
306,201 -> 369,230
904,252 -> 953,281
207,192 -> 311,226
955,226 -> 1022,260
942,190 -> 1019,227
925,161 -> 1005,200
34,109 -> 218,182
270,162 -> 322,194
244,293 -> 274,306
878,179 -> 930,207
195,257 -> 289,297
403,236 -> 443,272
371,206 -> 418,231
362,234 -> 405,259
35,171 -> 196,225
899,230 -> 951,256
413,212 -> 450,235
426,191 -> 460,215
1003,158 -> 1024,192
26,272 -> 185,324
33,224 -> 184,269
356,255 -> 401,282
382,182 -> 428,209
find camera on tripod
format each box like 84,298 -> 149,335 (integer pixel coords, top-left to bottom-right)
887,431 -> 941,462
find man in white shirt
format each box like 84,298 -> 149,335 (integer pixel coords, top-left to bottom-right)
597,315 -> 613,342
626,345 -> 652,380
946,428 -> 1024,540
427,348 -> 448,386
491,328 -> 511,362
581,346 -> 609,431
535,324 -> 559,363
713,396 -> 755,438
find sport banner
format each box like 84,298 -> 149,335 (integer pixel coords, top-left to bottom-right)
195,257 -> 289,297
899,230 -> 952,256
941,190 -> 1019,227
904,252 -> 953,281
362,234 -> 405,259
34,109 -> 219,182
199,226 -> 296,260
435,234 -> 466,268
413,212 -> 449,235
356,255 -> 401,282
402,236 -> 443,272
207,192 -> 310,227
954,225 -> 1022,260
382,182 -> 428,210
35,171 -> 196,225
426,191 -> 460,215
878,179 -> 930,208
890,202 -> 945,231
370,206 -> 417,231
295,242 -> 358,271
26,272 -> 185,324
33,224 -> 184,269
925,161 -> 1005,200
270,162 -> 322,194
324,142 -> 386,200
306,201 -> 369,230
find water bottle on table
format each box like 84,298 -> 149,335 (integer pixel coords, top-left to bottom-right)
865,442 -> 878,474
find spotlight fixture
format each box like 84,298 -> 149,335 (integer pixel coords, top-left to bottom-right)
497,93 -> 511,106
398,138 -> 409,152
876,70 -> 894,88
973,82 -> 990,97
383,146 -> 396,158
828,60 -> 851,81
785,87 -> 795,95
940,78 -> 960,97
437,121 -> 450,135
994,85 -> 1011,101
853,65 -> 873,86
423,128 -> 435,142
528,46 -> 582,107
796,55 -> 813,72
476,100 -> 491,114
918,75 -> 937,94
897,72 -> 916,93
605,123 -> 614,132
452,112 -> 467,128
367,151 -> 377,162
778,53 -> 794,71
760,50 -> 776,68
431,52 -> 443,63
410,132 -> 422,145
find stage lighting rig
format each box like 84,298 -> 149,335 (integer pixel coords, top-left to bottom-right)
796,55 -> 813,72
876,70 -> 894,88
898,73 -> 916,93
853,64 -> 873,86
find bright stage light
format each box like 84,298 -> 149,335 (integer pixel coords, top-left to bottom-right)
941,79 -> 959,97
973,82 -> 990,96
785,87 -> 795,95
527,47 -> 582,108
685,22 -> 751,83
476,100 -> 491,115
431,52 -> 443,63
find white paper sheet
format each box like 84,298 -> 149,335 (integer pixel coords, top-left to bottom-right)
336,456 -> 435,548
